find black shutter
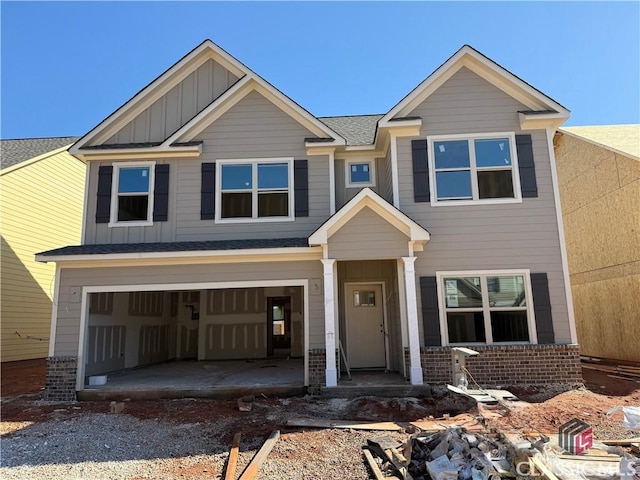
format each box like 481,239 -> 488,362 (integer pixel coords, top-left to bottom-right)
420,276 -> 442,346
201,162 -> 216,220
412,139 -> 430,203
294,159 -> 309,217
96,165 -> 113,224
531,272 -> 555,344
516,134 -> 538,198
153,164 -> 170,222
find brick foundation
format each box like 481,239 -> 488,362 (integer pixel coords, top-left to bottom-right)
45,356 -> 78,402
406,344 -> 582,387
308,349 -> 326,394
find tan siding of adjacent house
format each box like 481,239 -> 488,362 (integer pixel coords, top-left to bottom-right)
84,90 -> 331,244
555,132 -> 640,362
1,150 -> 85,361
395,66 -> 572,343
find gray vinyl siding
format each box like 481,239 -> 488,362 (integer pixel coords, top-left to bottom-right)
102,59 -> 240,145
380,152 -> 393,204
53,260 -> 324,357
84,90 -> 331,244
335,157 -> 390,209
328,206 -> 410,260
396,67 -> 571,343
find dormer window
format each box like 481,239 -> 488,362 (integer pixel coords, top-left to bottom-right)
345,159 -> 376,188
110,162 -> 155,226
216,158 -> 294,223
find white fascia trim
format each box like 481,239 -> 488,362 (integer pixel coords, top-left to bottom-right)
377,118 -> 423,130
546,127 -> 578,344
308,188 -> 430,245
250,82 -> 345,145
519,112 -> 569,131
381,46 -> 569,122
0,144 -> 78,176
163,75 -> 253,145
72,41 -> 247,152
35,246 -> 323,264
75,145 -> 201,161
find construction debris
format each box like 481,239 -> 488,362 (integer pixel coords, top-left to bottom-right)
223,432 -> 241,480
285,418 -> 403,431
237,395 -> 254,412
238,430 -> 279,480
109,401 -> 125,414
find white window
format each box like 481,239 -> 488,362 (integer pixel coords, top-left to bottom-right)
436,270 -> 537,345
428,133 -> 521,206
345,159 -> 375,188
216,158 -> 294,223
110,161 -> 155,226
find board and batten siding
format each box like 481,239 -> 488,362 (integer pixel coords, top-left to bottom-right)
1,151 -> 85,361
84,90 -> 332,244
102,59 -> 240,145
52,260 -> 324,357
396,66 -> 572,343
327,206 -> 410,260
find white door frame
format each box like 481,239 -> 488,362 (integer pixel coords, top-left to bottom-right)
77,279 -> 309,391
343,281 -> 390,371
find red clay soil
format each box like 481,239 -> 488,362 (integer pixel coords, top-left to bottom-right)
0,358 -> 46,398
1,359 -> 638,442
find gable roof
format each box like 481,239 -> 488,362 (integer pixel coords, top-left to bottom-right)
560,125 -> 640,160
380,45 -> 569,125
1,137 -> 79,169
71,40 -> 344,155
309,187 -> 430,245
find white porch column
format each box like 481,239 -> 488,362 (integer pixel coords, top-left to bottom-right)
321,258 -> 338,387
402,256 -> 424,385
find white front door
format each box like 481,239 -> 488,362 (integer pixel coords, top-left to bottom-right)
345,284 -> 386,369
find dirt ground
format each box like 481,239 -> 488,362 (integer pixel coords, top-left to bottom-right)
1,359 -> 639,479
1,358 -> 639,436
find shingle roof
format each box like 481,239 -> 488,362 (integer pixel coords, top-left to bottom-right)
38,237 -> 310,257
0,137 -> 79,169
318,114 -> 383,146
560,125 -> 640,160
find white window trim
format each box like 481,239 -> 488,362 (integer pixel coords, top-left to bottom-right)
435,269 -> 538,346
109,161 -> 155,227
345,158 -> 376,188
215,157 -> 295,224
427,132 -> 522,206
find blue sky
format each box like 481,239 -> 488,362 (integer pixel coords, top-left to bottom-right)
1,1 -> 639,139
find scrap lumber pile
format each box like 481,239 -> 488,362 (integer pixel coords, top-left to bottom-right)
363,427 -> 520,479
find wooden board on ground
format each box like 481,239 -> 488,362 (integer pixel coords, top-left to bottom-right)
362,448 -> 386,480
600,436 -> 640,445
238,430 -> 280,480
223,432 -> 241,480
285,418 -> 402,431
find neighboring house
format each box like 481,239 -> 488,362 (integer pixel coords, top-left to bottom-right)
1,137 -> 83,362
36,40 -> 582,401
554,125 -> 640,363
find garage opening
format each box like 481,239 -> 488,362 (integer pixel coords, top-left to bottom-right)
83,285 -> 305,392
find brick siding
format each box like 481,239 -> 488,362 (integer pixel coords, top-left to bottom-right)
308,349 -> 326,394
405,344 -> 582,387
45,356 -> 78,401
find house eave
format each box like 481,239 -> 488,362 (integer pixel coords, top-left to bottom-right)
519,111 -> 570,131
73,144 -> 202,161
35,246 -> 324,267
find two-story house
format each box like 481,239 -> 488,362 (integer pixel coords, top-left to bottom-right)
37,40 -> 582,401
